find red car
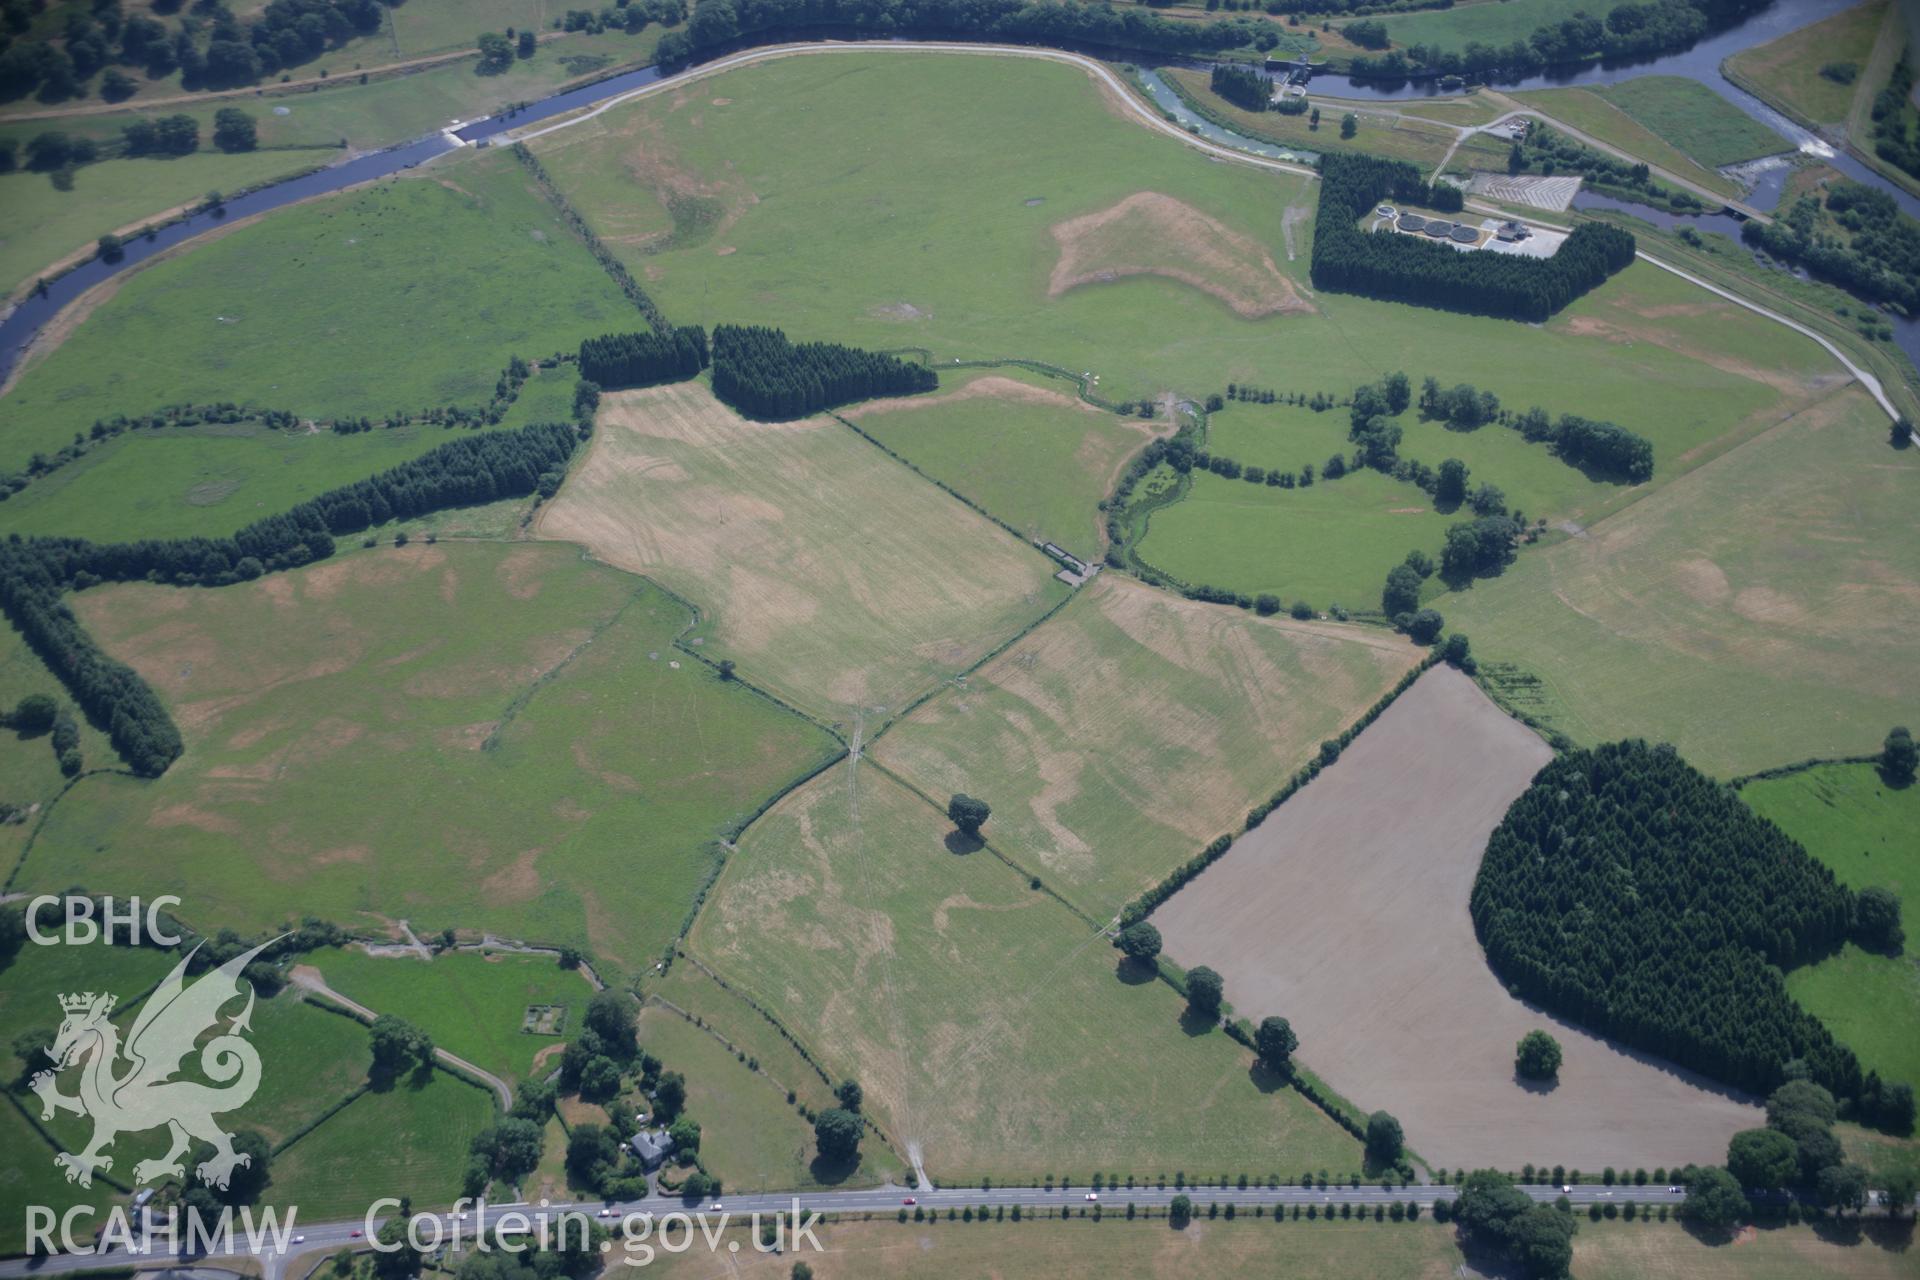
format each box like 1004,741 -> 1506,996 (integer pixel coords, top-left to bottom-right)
902,1198 -> 916,1206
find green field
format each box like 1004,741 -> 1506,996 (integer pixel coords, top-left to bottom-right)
1509,86 -> 1741,197
0,419 -> 503,543
1139,467 -> 1452,610
265,1068 -> 495,1218
539,381 -> 1070,726
635,1004 -> 899,1190
1725,0 -> 1888,128
1160,67 -> 1467,171
0,940 -> 174,1077
17,542 -> 841,976
0,149 -> 330,298
1745,763 -> 1920,1087
1449,387 -> 1920,778
1374,0 -> 1608,53
874,574 -> 1421,917
240,991 -> 375,1146
0,1099 -> 112,1256
646,961 -> 856,1121
1595,77 -> 1793,168
314,949 -> 593,1085
524,52 -> 1829,429
689,765 -> 1365,1183
0,621 -> 116,809
847,368 -> 1159,559
0,146 -> 634,476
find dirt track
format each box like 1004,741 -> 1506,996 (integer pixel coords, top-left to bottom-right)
1153,666 -> 1761,1170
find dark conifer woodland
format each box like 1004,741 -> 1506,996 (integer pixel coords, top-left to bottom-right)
1472,741 -> 1861,1099
0,423 -> 580,778
1311,155 -> 1636,322
578,326 -> 710,389
710,324 -> 937,420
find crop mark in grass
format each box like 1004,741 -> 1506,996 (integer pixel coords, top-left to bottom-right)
1048,191 -> 1313,319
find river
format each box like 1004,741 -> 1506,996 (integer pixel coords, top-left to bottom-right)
0,2 -> 1906,383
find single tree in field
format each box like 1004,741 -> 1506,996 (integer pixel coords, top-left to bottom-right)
1854,885 -> 1904,953
1365,1111 -> 1403,1165
1679,1166 -> 1746,1230
836,1079 -> 864,1112
10,693 -> 57,734
1185,966 -> 1224,1019
1340,112 -> 1358,139
814,1107 -> 862,1163
477,31 -> 514,72
1515,1030 -> 1562,1081
517,29 -> 537,58
947,793 -> 991,838
1255,1016 -> 1297,1072
1882,726 -> 1917,785
1117,921 -> 1162,964
1435,458 -> 1469,507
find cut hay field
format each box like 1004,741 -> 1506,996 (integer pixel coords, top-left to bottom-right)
17,542 -> 841,976
1593,77 -> 1794,168
521,52 -> 1831,428
314,949 -> 593,1085
1447,387 -> 1920,778
265,1069 -> 495,1218
873,574 -> 1422,917
1744,763 -> 1920,1087
537,381 -> 1068,726
1724,0 -> 1887,128
0,146 -> 634,475
688,765 -> 1365,1183
846,370 -> 1163,561
0,419 -> 496,543
1154,666 -> 1761,1170
1137,468 -> 1452,609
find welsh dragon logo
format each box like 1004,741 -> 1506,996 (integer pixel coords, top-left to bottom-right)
30,939 -> 273,1191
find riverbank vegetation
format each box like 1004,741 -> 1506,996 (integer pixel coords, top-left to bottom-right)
1742,178 -> 1920,312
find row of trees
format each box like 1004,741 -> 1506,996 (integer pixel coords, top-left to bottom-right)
655,0 -> 1304,69
1349,0 -> 1770,83
1471,741 -> 1876,1102
709,324 -> 936,420
1507,123 -> 1705,213
1311,155 -> 1636,322
1420,377 -> 1654,483
577,326 -> 709,389
0,422 -> 580,775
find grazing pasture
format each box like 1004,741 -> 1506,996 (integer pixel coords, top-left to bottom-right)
239,991 -> 375,1145
0,147 -> 634,475
18,542 -> 840,975
537,381 -> 1067,725
846,370 -> 1162,559
0,419 -> 493,543
1138,467 -> 1450,609
1153,666 -> 1760,1169
1745,763 -> 1920,1087
314,949 -> 593,1085
265,1069 -> 495,1217
873,574 -> 1421,916
689,766 -> 1364,1183
1447,387 -> 1920,778
522,52 -> 1824,430
1724,0 -> 1887,128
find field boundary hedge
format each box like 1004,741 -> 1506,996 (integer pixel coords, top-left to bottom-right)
511,142 -> 671,335
1727,753 -> 1880,790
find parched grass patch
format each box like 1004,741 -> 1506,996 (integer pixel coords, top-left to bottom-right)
537,381 -> 1068,726
314,949 -> 593,1086
1139,467 -> 1451,610
1724,0 -> 1886,129
1570,1219 -> 1920,1280
1448,387 -> 1920,778
846,369 -> 1161,559
689,766 -> 1364,1184
1046,191 -> 1312,319
1745,763 -> 1920,1087
1595,76 -> 1794,168
19,542 -> 840,976
265,1068 -> 495,1218
0,146 -> 635,476
873,574 -> 1421,917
